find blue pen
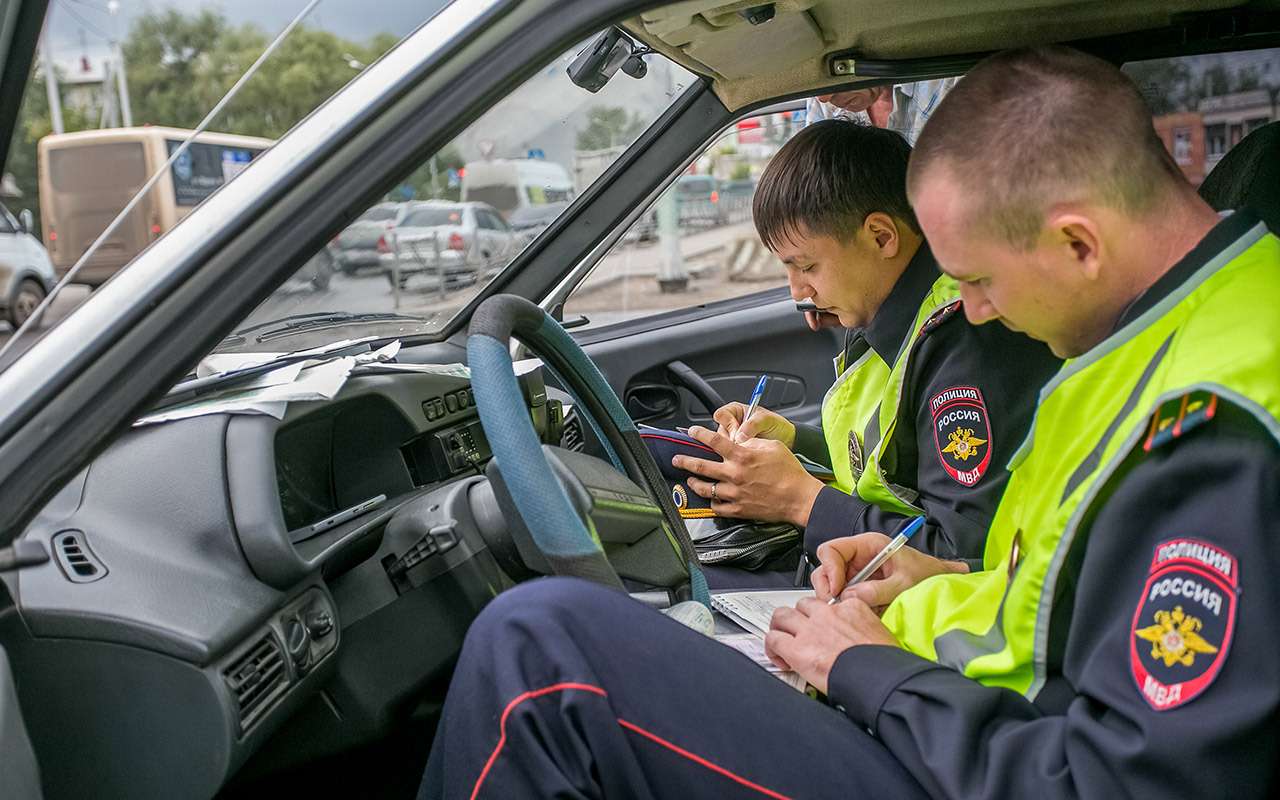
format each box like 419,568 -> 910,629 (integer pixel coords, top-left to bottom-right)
738,374 -> 769,441
828,515 -> 926,604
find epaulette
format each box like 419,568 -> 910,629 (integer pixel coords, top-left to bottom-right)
917,299 -> 963,339
1143,390 -> 1218,451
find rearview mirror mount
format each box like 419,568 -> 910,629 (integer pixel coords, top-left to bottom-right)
567,28 -> 650,93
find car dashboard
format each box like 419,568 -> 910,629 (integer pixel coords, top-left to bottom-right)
0,363 -> 560,799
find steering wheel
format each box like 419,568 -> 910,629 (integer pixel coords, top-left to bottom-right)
467,294 -> 709,606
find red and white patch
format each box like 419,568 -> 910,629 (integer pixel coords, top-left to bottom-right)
1129,538 -> 1238,711
930,386 -> 992,486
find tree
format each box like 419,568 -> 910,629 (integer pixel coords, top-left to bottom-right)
1124,58 -> 1193,114
399,144 -> 466,201
575,106 -> 645,151
123,9 -> 242,129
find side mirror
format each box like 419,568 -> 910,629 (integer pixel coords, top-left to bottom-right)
18,209 -> 33,234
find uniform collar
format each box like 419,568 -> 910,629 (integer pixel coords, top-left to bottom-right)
1114,209 -> 1260,331
862,242 -> 940,363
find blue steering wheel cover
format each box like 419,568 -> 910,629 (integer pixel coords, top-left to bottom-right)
468,295 -> 708,606
535,316 -> 637,433
468,333 -> 602,559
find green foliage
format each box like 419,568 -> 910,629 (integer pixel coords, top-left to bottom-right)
399,145 -> 465,201
730,162 -> 752,181
5,6 -> 402,224
575,106 -> 646,151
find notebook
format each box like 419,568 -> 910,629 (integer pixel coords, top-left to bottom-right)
710,589 -> 815,638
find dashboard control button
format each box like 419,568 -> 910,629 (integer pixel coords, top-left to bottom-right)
446,394 -> 459,413
284,617 -> 310,668
305,609 -> 334,638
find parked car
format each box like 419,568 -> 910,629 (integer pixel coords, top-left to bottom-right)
674,174 -> 726,226
0,202 -> 55,327
381,200 -> 519,288
717,177 -> 756,223
333,202 -> 401,274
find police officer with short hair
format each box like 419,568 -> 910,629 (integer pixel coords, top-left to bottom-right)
421,46 -> 1280,799
671,120 -> 1058,580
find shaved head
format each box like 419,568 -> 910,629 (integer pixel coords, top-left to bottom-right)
907,46 -> 1187,249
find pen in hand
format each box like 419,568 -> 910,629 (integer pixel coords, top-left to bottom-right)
735,374 -> 769,443
827,516 -> 926,605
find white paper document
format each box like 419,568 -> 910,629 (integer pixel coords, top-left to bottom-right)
714,632 -> 808,692
710,590 -> 815,637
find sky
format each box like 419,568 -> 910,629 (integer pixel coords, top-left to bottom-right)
45,0 -> 451,63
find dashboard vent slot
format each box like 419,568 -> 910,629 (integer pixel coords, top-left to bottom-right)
224,633 -> 289,733
52,530 -> 107,583
562,408 -> 585,452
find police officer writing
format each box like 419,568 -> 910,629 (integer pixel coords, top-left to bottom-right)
422,46 -> 1280,799
674,120 -> 1059,573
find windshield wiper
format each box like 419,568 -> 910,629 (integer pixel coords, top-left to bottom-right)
220,311 -> 434,346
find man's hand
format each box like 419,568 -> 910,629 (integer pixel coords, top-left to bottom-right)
671,425 -> 823,526
712,402 -> 795,445
803,309 -> 843,332
764,597 -> 899,695
811,532 -> 969,610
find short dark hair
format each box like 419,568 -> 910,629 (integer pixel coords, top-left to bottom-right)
753,118 -> 918,251
908,45 -> 1186,249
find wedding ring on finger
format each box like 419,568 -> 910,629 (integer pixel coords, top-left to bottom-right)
711,481 -> 719,501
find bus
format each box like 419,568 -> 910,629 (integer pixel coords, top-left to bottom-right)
37,127 -> 273,285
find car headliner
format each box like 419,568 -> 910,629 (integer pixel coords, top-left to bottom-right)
624,0 -> 1277,110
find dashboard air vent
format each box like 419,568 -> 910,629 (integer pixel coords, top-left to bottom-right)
52,530 -> 107,583
224,633 -> 289,733
562,408 -> 585,452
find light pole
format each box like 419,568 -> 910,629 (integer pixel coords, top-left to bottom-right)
39,20 -> 64,134
108,0 -> 133,127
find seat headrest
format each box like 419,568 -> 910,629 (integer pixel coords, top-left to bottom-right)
1198,122 -> 1280,234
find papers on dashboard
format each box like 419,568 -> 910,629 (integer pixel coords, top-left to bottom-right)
711,589 -> 815,637
135,355 -> 359,426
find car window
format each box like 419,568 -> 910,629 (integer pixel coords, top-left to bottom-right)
1123,47 -> 1280,187
402,207 -> 464,227
359,206 -> 399,223
210,32 -> 694,349
562,110 -> 801,329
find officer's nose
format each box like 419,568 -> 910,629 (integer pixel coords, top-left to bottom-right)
960,283 -> 999,325
787,271 -> 810,302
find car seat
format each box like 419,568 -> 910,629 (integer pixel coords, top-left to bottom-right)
1198,121 -> 1280,233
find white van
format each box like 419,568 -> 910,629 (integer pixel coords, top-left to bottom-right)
461,158 -> 574,234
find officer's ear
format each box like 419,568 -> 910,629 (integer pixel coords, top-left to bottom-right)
1044,210 -> 1104,282
863,212 -> 900,258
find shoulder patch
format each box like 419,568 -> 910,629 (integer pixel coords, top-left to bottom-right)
917,299 -> 963,339
1143,391 -> 1219,452
1130,538 -> 1238,711
930,385 -> 992,486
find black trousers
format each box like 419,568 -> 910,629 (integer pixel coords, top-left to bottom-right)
420,577 -> 930,799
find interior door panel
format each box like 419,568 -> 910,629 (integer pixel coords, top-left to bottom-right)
0,646 -> 41,800
578,294 -> 842,431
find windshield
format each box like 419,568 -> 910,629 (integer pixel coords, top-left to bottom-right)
360,206 -> 398,223
402,207 -> 463,227
463,186 -> 519,214
210,32 -> 692,350
0,1 -> 456,370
